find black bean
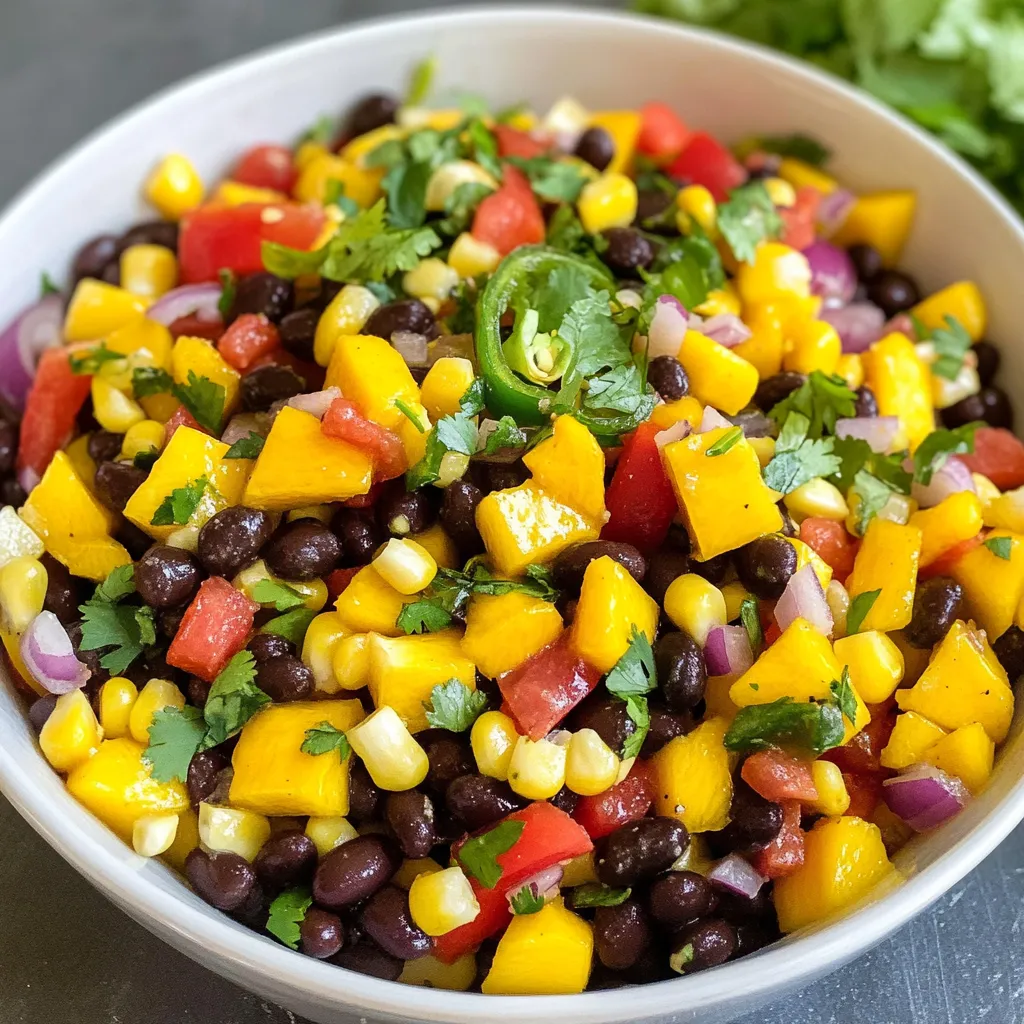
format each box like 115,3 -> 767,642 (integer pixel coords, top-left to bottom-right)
941,385 -> 1014,431
0,421 -> 16,476
994,626 -> 1024,683
735,535 -> 798,600
440,480 -> 485,557
186,749 -> 230,807
973,341 -> 1000,387
71,234 -> 120,282
385,790 -> 436,859
116,520 -> 153,560
377,485 -> 434,537
331,941 -> 403,981
847,244 -> 883,283
240,365 -> 306,413
187,676 -> 211,708
593,900 -> 653,971
100,262 -> 122,285
278,308 -> 318,362
753,372 -> 805,413
0,478 -> 26,508
256,655 -> 314,702
601,228 -> 655,276
254,830 -> 318,889
360,885 -> 431,960
904,576 -> 963,649
644,355 -> 689,402
263,519 -> 340,581
28,695 -> 57,732
670,919 -> 736,974
347,760 -> 383,825
709,780 -> 782,855
229,272 -> 294,324
655,631 -> 707,711
247,631 -> 295,663
93,461 -> 147,512
867,270 -> 920,318
133,545 -> 202,608
595,818 -> 689,887
567,696 -> 636,756
473,460 -> 530,493
313,835 -> 401,910
331,507 -> 383,566
419,729 -> 474,797
575,127 -> 615,172
640,707 -> 693,758
714,887 -> 776,924
185,849 -> 257,912
347,93 -> 400,138
300,908 -> 345,959
643,549 -> 690,604
86,430 -> 123,464
550,785 -> 579,816
198,505 -> 274,578
648,870 -> 718,927
553,541 -> 647,594
733,921 -> 777,958
120,220 -> 179,253
853,386 -> 879,418
39,553 -> 82,624
665,523 -> 691,554
634,189 -> 675,230
65,620 -> 109,687
363,299 -> 438,341
689,551 -> 730,586
446,775 -> 527,831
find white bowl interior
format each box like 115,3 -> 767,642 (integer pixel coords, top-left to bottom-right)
2,7 -> 1024,1024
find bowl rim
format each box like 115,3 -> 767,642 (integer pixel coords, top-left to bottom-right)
3,5 -> 1024,1021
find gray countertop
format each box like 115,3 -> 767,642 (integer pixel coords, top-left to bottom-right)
0,1 -> 1020,1021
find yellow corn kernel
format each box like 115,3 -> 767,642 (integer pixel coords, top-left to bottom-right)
198,802 -> 271,862
694,283 -> 741,318
763,176 -> 797,207
663,574 -> 727,645
39,690 -> 103,773
145,154 -> 204,220
471,711 -> 520,781
403,257 -> 460,303
577,173 -> 638,234
98,677 -> 139,740
0,556 -> 47,632
128,678 -> 185,744
507,734 -> 568,800
720,581 -> 753,623
778,157 -> 838,195
91,376 -> 146,433
119,244 -> 179,299
784,477 -> 849,523
346,706 -> 429,791
746,435 -> 776,469
409,866 -> 481,936
425,160 -> 498,211
737,243 -> 811,305
565,728 -> 620,796
448,232 -> 501,278
421,358 -> 476,421
372,538 -> 437,595
393,856 -> 443,890
975,473 -> 1001,510
313,285 -> 381,367
132,813 -> 179,857
233,559 -> 327,613
0,506 -> 44,568
783,319 -> 841,375
835,353 -> 865,391
162,808 -> 200,872
213,180 -> 287,207
808,760 -> 850,816
400,953 -> 477,992
64,279 -> 147,342
826,579 -> 850,638
120,420 -> 165,462
305,815 -> 359,858
332,633 -> 371,691
300,611 -> 350,694
295,153 -> 383,207
676,185 -> 718,237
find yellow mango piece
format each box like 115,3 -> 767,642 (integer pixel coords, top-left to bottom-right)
587,110 -> 642,174
649,395 -> 704,432
984,486 -> 1024,534
831,191 -> 917,266
836,353 -> 865,390
880,711 -> 948,770
462,591 -> 563,678
242,406 -> 372,511
162,808 -> 200,873
703,674 -> 741,723
736,242 -> 811,306
571,555 -> 659,674
171,335 -> 240,417
777,157 -> 838,195
476,482 -> 599,577
124,425 -> 250,540
787,536 -> 832,589
63,279 -> 147,341
911,281 -> 986,342
420,357 -> 476,421
732,619 -> 840,706
783,318 -> 841,376
896,620 -> 1014,742
863,332 -> 934,451
482,898 -> 593,995
662,428 -> 783,560
845,519 -> 922,632
64,434 -> 97,491
773,816 -> 895,933
106,316 -> 174,368
66,738 -> 189,840
651,717 -> 732,833
951,530 -> 1024,640
922,722 -> 994,794
410,521 -> 459,569
833,630 -> 904,704
334,565 -> 411,636
733,303 -> 785,379
676,329 -> 759,416
909,491 -> 983,567
294,153 -> 383,207
229,700 -> 366,816
325,334 -> 420,431
367,631 -> 477,732
523,414 -> 605,524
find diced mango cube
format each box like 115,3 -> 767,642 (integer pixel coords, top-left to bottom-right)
922,722 -> 994,794
64,279 -> 147,342
833,630 -> 904,704
736,242 -> 811,305
831,191 -> 916,266
650,717 -> 732,833
676,329 -> 759,416
862,333 -> 934,450
334,565 -> 411,636
325,334 -> 420,431
171,335 -> 241,417
909,491 -> 983,567
880,712 -> 948,770
420,357 -> 476,421
410,522 -> 459,569
951,530 -> 1024,640
732,619 -> 841,706
844,519 -> 922,632
649,396 -> 704,432
39,690 -> 103,773
911,282 -> 986,342
462,592 -> 563,678
523,415 -> 605,524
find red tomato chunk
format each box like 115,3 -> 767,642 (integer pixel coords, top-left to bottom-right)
666,132 -> 747,202
321,398 -> 407,481
960,427 -> 1024,490
573,759 -> 655,839
232,144 -> 298,194
217,313 -> 280,371
741,749 -> 819,803
752,799 -> 805,879
471,165 -> 545,256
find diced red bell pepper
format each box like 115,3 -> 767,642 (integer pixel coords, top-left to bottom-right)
822,701 -> 896,777
751,800 -> 804,879
217,313 -> 281,371
434,883 -> 512,965
601,421 -> 678,555
16,348 -> 93,491
497,634 -> 601,741
232,144 -> 298,195
573,759 -> 655,839
178,203 -> 326,284
782,186 -> 822,252
164,404 -> 206,444
763,621 -> 782,647
666,132 -> 747,202
168,313 -> 224,342
636,101 -> 690,162
321,398 -> 407,481
471,164 -> 545,257
843,771 -> 884,819
166,576 -> 259,682
799,517 -> 858,581
960,427 -> 1024,490
325,567 -> 359,603
741,749 -> 819,803
494,124 -> 548,160
918,532 -> 983,580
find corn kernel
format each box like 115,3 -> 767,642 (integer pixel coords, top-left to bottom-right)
333,633 -> 371,690
764,177 -> 797,208
305,815 -> 359,858
836,353 -> 865,390
39,690 -> 102,773
541,97 -> 590,138
737,243 -> 811,305
0,556 -> 47,632
129,678 -> 185,744
425,160 -> 498,212
694,284 -> 741,318
119,244 -> 179,299
98,676 -> 139,739
145,154 -> 204,220
577,173 -> 638,234
448,232 -> 501,278
393,856 -> 444,890
663,574 -> 727,646
120,420 -> 165,461
166,524 -> 200,552
0,507 -> 44,568
565,728 -> 620,796
470,710 -> 520,781
784,477 -> 849,522
198,802 -> 271,862
400,953 -> 477,991
372,538 -> 437,595
826,579 -> 850,639
403,258 -> 460,303
295,140 -> 329,171
91,376 -> 146,433
720,581 -> 753,623
213,180 -> 288,206
346,705 -> 429,790
974,473 -> 1001,509
408,866 -> 480,936
507,734 -> 568,800
301,611 -> 350,694
132,813 -> 179,857
313,284 -> 380,366
285,504 -> 334,524
747,435 -> 776,469
676,185 -> 718,237
163,808 -> 200,872
809,760 -> 850,816
233,559 -> 327,612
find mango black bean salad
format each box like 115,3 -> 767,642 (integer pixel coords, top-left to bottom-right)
2,62 -> 1023,993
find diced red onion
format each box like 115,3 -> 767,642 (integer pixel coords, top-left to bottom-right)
708,854 -> 767,899
391,331 -> 430,368
18,466 -> 41,495
505,864 -> 564,910
147,283 -> 223,327
704,625 -> 754,676
803,241 -> 857,306
883,764 -> 969,831
834,416 -> 900,453
647,295 -> 688,359
700,406 -> 733,432
287,387 -> 342,420
700,313 -> 751,348
20,611 -> 91,695
687,312 -> 704,332
774,563 -> 833,636
220,413 -> 269,447
0,294 -> 63,410
909,454 -> 976,508
817,188 -> 855,235
820,301 -> 886,353
654,419 -> 691,450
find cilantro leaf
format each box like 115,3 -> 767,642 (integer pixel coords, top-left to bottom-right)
480,415 -> 528,455
266,887 -> 312,951
176,370 -> 226,434
740,596 -> 763,655
69,343 -> 125,375
133,449 -> 159,471
459,378 -> 486,417
201,651 -> 270,748
143,705 -> 206,783
724,697 -> 846,755
583,362 -> 655,419
435,413 -> 478,455
546,205 -> 590,254
930,315 -> 973,380
224,432 -> 265,460
716,182 -> 783,263
557,288 -> 631,386
605,627 -> 657,759
508,155 -> 588,203
301,721 -> 351,759
260,607 -> 317,646
217,269 -> 236,321
830,667 -> 858,725
251,578 -> 306,612
851,469 -> 898,534
570,884 -> 632,909
769,371 -> 857,439
396,598 -> 454,635
705,426 -> 744,457
77,567 -> 152,675
423,679 -> 490,732
745,133 -> 831,166
40,271 -> 61,296
457,819 -> 526,888
437,181 -> 494,237
846,589 -> 881,635
468,119 -> 503,180
131,366 -> 175,398
985,536 -> 1013,561
95,564 -> 136,603
763,421 -> 841,494
510,885 -> 547,915
621,694 -> 651,760
150,476 -> 209,527
912,424 -> 979,485
299,115 -> 334,146
394,397 -> 428,432
382,158 -> 432,229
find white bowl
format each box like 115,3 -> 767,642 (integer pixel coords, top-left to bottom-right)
2,6 -> 1023,1023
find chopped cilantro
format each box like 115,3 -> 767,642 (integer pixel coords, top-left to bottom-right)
69,343 -> 124,375
830,667 -> 858,725
251,578 -> 306,612
744,133 -> 831,166
481,415 -> 528,455
260,607 -> 317,646
40,271 -> 61,296
724,695 -> 846,755
143,705 -> 207,784
508,155 -> 588,203
510,886 -> 547,915
851,469 -> 898,534
132,449 -> 159,471
217,268 -> 236,321
740,596 -> 763,655
846,589 -> 881,634
224,432 -> 265,460
570,884 -> 632,909
266,887 -> 312,950
546,205 -> 590,254
467,118 -> 502,180
424,679 -> 489,732
459,378 -> 486,416
437,181 -> 494,237
930,315 -> 973,380
457,819 -> 526,888
323,179 -> 360,218
605,626 -> 657,759
131,367 -> 226,434
150,476 -> 209,527
301,721 -> 351,759
985,536 -> 1013,561
396,599 -> 454,635
95,564 -> 137,602
829,436 -> 911,495
769,371 -> 857,439
705,426 -> 744,457
583,362 -> 656,420
201,651 -> 270,748
912,425 -> 979,485
382,158 -> 432,229
763,412 -> 842,493
394,398 -> 428,433
298,115 -> 334,146
77,567 -> 153,675
716,181 -> 782,263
